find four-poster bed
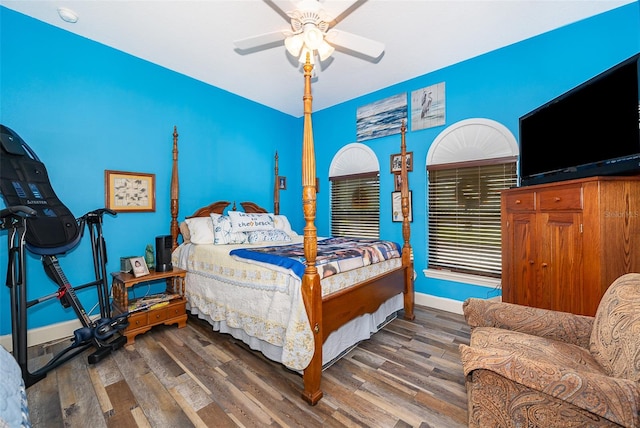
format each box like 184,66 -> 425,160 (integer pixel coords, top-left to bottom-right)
169,57 -> 414,405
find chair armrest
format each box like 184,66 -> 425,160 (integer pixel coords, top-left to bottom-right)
463,298 -> 594,348
460,344 -> 640,428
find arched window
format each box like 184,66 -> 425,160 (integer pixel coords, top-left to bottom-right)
329,143 -> 380,238
426,119 -> 518,281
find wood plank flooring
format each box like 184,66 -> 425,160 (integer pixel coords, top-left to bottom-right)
25,305 -> 471,427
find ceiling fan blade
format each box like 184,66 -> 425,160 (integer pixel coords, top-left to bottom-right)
324,0 -> 367,28
264,0 -> 299,22
325,29 -> 384,59
234,31 -> 287,51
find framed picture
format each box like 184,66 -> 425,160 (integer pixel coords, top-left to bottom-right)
129,256 -> 150,277
278,176 -> 287,190
392,191 -> 413,222
411,82 -> 446,131
356,93 -> 408,142
105,170 -> 156,212
394,173 -> 403,192
316,177 -> 320,193
390,152 -> 413,173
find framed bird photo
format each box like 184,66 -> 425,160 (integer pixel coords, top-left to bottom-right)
105,170 -> 156,212
411,82 -> 445,131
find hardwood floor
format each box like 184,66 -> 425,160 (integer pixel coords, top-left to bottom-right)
25,305 -> 471,427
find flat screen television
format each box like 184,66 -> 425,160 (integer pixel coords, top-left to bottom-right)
519,53 -> 640,186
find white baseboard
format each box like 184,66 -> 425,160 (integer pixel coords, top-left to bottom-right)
414,292 -> 501,315
1,292 -> 483,351
0,318 -> 84,352
415,292 -> 465,315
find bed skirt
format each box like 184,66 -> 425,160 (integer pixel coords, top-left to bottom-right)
188,292 -> 403,370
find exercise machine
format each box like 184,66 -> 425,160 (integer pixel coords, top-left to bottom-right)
0,125 -> 128,387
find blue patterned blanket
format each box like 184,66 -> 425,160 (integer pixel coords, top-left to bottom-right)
230,237 -> 401,280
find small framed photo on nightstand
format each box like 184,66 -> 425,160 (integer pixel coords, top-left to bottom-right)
130,256 -> 150,277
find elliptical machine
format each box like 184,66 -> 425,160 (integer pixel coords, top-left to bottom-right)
0,125 -> 128,387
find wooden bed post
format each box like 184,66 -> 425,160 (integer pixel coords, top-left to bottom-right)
400,121 -> 415,320
274,151 -> 280,215
300,54 -> 323,405
170,126 -> 180,251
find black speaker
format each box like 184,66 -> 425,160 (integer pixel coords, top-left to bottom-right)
155,235 -> 173,272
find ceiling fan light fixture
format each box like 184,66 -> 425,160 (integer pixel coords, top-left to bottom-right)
302,25 -> 324,50
317,40 -> 334,62
285,34 -> 304,57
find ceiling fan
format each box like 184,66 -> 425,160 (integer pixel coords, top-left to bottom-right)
233,0 -> 385,64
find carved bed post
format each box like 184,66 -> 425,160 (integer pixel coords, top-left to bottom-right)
300,54 -> 323,405
274,151 -> 280,215
399,121 -> 415,320
170,126 -> 180,251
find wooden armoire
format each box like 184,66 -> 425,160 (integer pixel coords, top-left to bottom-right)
501,175 -> 640,316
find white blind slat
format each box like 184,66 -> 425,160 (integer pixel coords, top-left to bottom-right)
331,174 -> 380,239
428,162 -> 517,277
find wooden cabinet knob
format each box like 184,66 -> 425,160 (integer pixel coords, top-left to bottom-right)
541,263 -> 548,268
515,199 -> 521,204
554,197 -> 561,202
529,260 -> 534,265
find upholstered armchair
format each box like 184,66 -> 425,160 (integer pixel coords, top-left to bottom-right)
459,273 -> 640,428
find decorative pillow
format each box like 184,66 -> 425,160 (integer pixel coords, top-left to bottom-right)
184,217 -> 215,244
246,229 -> 292,244
589,273 -> 640,381
273,214 -> 295,236
211,214 -> 247,245
228,211 -> 274,233
179,221 -> 191,243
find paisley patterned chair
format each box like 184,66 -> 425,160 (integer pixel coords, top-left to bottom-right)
459,273 -> 640,428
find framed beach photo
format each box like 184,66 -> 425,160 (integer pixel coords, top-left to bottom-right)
356,93 -> 408,142
129,256 -> 150,277
390,152 -> 413,173
105,170 -> 156,212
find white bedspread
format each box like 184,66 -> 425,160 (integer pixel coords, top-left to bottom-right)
172,237 -> 402,370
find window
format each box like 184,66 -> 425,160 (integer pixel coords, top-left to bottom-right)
426,119 -> 518,279
331,173 -> 380,238
428,161 -> 517,277
329,143 -> 380,239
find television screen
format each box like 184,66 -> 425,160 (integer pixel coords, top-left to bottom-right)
519,54 -> 640,186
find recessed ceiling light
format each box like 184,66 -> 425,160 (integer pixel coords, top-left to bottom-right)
57,7 -> 78,23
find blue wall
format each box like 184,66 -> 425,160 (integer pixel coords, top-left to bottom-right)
311,3 -> 639,301
1,3 -> 639,335
0,7 -> 301,334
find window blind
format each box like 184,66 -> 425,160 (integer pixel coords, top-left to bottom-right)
427,161 -> 517,277
330,173 -> 380,238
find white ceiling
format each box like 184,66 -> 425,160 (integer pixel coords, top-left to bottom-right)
1,0 -> 633,117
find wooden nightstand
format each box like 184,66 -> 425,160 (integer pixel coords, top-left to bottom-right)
111,268 -> 188,344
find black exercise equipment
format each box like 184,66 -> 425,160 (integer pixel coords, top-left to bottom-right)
0,125 -> 128,387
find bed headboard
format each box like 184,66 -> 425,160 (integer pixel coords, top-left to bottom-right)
169,132 -> 280,250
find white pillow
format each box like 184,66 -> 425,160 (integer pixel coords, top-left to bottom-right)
273,214 -> 295,236
246,229 -> 292,243
179,221 -> 191,243
184,217 -> 215,245
228,211 -> 274,233
212,214 -> 247,245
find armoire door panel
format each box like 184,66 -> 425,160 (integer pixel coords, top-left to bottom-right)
509,213 -> 537,306
540,212 -> 584,313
